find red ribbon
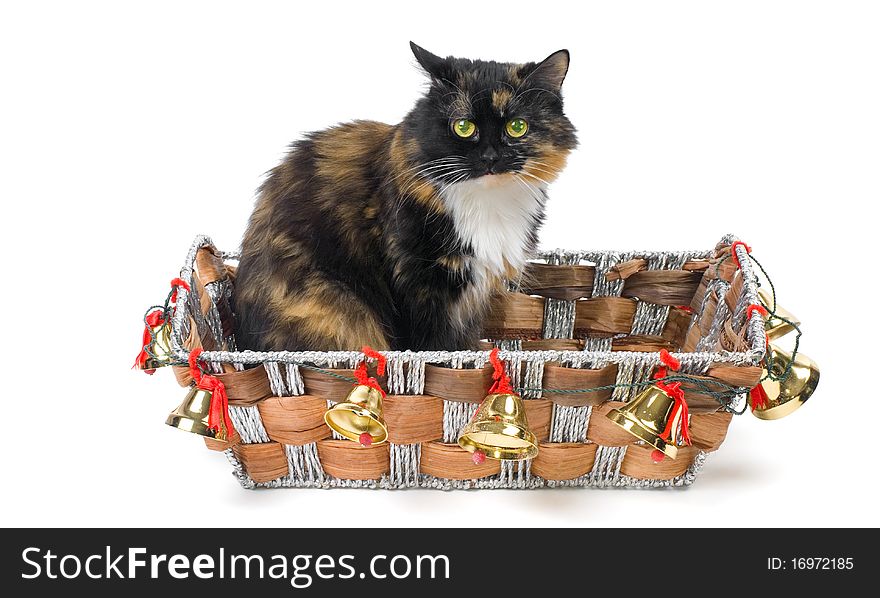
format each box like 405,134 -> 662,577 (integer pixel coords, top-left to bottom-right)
188,348 -> 235,438
487,348 -> 514,395
730,241 -> 752,269
746,303 -> 769,320
653,349 -> 691,446
750,384 -> 770,411
353,346 -> 386,397
169,277 -> 191,305
133,309 -> 165,374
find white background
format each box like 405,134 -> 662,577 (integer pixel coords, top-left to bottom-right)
1,1 -> 878,527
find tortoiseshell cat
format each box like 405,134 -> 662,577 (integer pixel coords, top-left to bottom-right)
234,43 -> 577,351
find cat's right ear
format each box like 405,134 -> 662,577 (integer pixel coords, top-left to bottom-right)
410,42 -> 448,80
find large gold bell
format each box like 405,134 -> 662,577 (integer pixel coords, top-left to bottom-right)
607,386 -> 682,460
140,322 -> 174,370
458,393 -> 538,461
166,386 -> 228,441
324,384 -> 388,446
751,344 -> 820,420
757,288 -> 800,341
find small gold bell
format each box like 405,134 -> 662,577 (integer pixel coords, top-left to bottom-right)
458,393 -> 538,461
607,385 -> 683,460
750,344 -> 820,420
166,385 -> 229,441
324,384 -> 388,446
757,288 -> 801,342
139,322 -> 174,371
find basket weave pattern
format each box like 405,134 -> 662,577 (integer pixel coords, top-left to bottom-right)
166,235 -> 766,489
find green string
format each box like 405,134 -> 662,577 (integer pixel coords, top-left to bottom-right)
141,245 -> 798,418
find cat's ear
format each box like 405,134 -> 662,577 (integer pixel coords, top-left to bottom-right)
522,49 -> 570,91
410,41 -> 449,80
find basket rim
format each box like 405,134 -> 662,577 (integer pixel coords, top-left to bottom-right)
169,234 -> 767,368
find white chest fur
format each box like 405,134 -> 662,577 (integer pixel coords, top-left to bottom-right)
440,174 -> 547,326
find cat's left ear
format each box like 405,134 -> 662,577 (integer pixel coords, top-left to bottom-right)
522,49 -> 570,91
410,41 -> 449,80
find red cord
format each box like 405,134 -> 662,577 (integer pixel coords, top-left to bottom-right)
133,308 -> 166,373
487,348 -> 514,395
187,348 -> 235,438
353,346 -> 386,397
746,303 -> 769,320
659,349 -> 681,371
653,349 -> 690,446
730,241 -> 752,269
169,277 -> 191,304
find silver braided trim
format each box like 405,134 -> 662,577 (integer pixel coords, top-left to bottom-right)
228,406 -> 270,444
388,443 -> 421,487
171,236 -> 755,490
443,401 -> 478,443
549,404 -> 592,442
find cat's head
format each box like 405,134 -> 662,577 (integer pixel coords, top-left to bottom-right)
400,42 -> 577,190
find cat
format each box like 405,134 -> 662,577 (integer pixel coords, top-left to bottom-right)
233,42 -> 577,351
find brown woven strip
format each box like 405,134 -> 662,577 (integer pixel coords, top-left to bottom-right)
611,335 -> 674,352
173,365 -> 192,387
521,339 -> 585,351
605,258 -> 648,281
423,365 -> 494,403
233,442 -> 289,483
195,247 -> 228,285
531,442 -> 598,480
521,263 -> 595,300
679,384 -> 726,413
482,293 -> 545,339
620,270 -> 703,306
316,440 -> 390,480
383,395 -> 444,444
258,395 -> 331,446
707,364 -> 763,387
216,365 -> 273,406
662,307 -> 692,348
524,399 -> 553,441
541,363 -> 619,406
419,442 -> 501,480
586,402 -> 642,445
606,259 -> 710,281
203,431 -> 241,452
300,368 -> 379,404
689,411 -> 734,451
620,445 -> 699,480
574,297 -> 637,335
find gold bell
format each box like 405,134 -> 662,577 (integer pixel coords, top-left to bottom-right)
166,385 -> 229,441
140,322 -> 174,371
458,393 -> 538,461
751,344 -> 820,420
607,385 -> 682,460
324,384 -> 388,446
757,288 -> 801,341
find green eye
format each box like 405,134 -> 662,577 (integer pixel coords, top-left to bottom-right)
452,119 -> 477,138
506,118 -> 528,138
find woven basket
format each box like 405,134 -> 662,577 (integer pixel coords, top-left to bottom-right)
162,234 -> 766,489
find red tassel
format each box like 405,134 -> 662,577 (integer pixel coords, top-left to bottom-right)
746,303 -> 769,320
487,348 -> 514,395
353,345 -> 386,397
656,381 -> 691,446
188,348 -> 235,437
169,277 -> 191,305
730,241 -> 752,269
750,384 -> 769,411
659,349 -> 681,371
133,309 -> 165,374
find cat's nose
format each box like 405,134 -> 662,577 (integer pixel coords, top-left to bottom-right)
478,147 -> 501,172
